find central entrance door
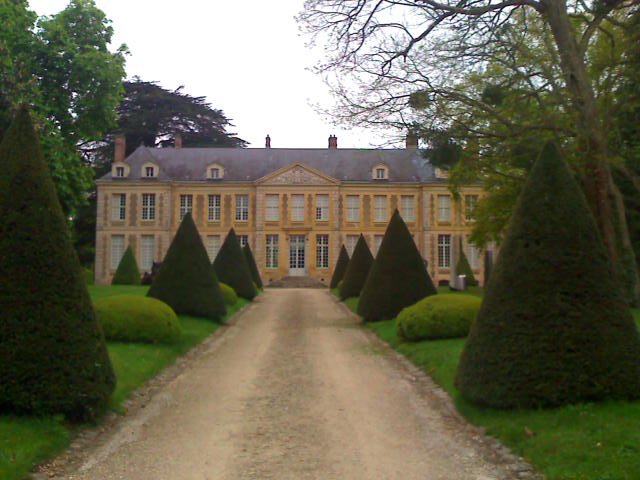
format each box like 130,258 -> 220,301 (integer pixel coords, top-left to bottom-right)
288,235 -> 306,276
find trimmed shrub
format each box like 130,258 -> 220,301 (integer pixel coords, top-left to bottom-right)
330,245 -> 350,289
396,294 -> 481,341
148,213 -> 226,321
455,142 -> 640,408
454,250 -> 478,287
243,243 -> 263,289
358,210 -> 437,322
339,234 -> 373,300
94,295 -> 182,344
213,229 -> 256,300
220,282 -> 238,305
0,108 -> 115,421
111,246 -> 141,285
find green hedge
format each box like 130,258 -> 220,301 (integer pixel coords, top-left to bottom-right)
94,295 -> 182,344
220,282 -> 238,305
396,294 -> 481,341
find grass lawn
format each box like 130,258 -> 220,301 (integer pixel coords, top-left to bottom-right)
363,289 -> 640,480
0,286 -> 248,480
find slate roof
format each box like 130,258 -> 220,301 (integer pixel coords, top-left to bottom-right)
101,146 -> 439,183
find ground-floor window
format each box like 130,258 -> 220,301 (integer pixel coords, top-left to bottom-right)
316,234 -> 329,268
206,235 -> 221,262
266,234 -> 279,269
438,234 -> 451,268
374,235 -> 384,256
345,234 -> 359,256
238,235 -> 249,248
110,235 -> 125,270
140,235 -> 155,271
467,237 -> 480,269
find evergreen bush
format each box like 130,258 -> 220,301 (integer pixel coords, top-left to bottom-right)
454,250 -> 478,287
147,213 -> 226,321
358,210 -> 437,321
0,108 -> 115,421
111,246 -> 141,285
213,229 -> 256,300
243,243 -> 263,289
330,245 -> 350,289
220,282 -> 238,305
455,143 -> 640,408
483,251 -> 493,287
339,234 -> 373,300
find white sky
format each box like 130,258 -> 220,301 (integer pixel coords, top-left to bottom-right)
29,0 -> 398,149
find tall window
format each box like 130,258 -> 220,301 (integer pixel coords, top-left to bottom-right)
316,234 -> 329,268
374,235 -> 384,255
235,194 -> 249,221
145,166 -> 155,177
345,234 -> 359,256
467,238 -> 480,269
265,194 -> 280,221
400,195 -> 415,222
238,235 -> 249,247
438,234 -> 451,268
141,193 -> 156,221
374,195 -> 387,223
115,166 -> 125,177
266,234 -> 279,268
465,194 -> 478,222
206,235 -> 221,261
346,195 -> 360,222
437,195 -> 451,222
291,194 -> 305,221
179,194 -> 193,221
110,235 -> 125,269
141,235 -> 155,271
208,194 -> 221,222
315,194 -> 329,221
111,194 -> 126,221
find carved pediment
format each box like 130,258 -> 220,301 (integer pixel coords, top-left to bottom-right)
257,163 -> 339,185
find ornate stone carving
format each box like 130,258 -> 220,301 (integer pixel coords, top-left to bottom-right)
267,166 -> 332,185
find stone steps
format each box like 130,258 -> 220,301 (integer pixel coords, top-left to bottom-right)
267,276 -> 327,289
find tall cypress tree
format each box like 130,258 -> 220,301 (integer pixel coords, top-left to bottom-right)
111,245 -> 141,285
214,229 -> 256,300
243,243 -> 263,289
148,213 -> 226,320
330,245 -> 350,289
339,234 -> 373,300
456,143 -> 640,408
0,108 -> 115,420
358,210 -> 437,321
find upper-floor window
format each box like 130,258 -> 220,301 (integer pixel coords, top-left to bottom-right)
437,195 -> 451,223
207,163 -> 224,180
179,194 -> 193,221
346,195 -> 360,222
115,166 -> 125,177
238,235 -> 249,248
401,195 -> 416,222
438,234 -> 451,268
235,194 -> 249,222
291,194 -> 305,222
111,194 -> 126,221
208,194 -> 221,222
145,166 -> 155,177
373,164 -> 389,180
112,163 -> 129,178
374,195 -> 387,223
265,194 -> 280,221
315,194 -> 329,221
141,193 -> 156,221
465,194 -> 478,222
316,234 -> 329,268
210,167 -> 220,179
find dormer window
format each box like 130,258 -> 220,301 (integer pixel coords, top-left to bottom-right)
145,166 -> 155,177
141,163 -> 158,178
115,166 -> 125,177
210,167 -> 220,179
372,164 -> 389,180
111,162 -> 129,178
206,163 -> 224,180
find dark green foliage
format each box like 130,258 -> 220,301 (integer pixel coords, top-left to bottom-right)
147,213 -> 226,320
358,211 -> 437,321
219,283 -> 238,305
213,229 -> 256,300
0,108 -> 115,421
111,246 -> 141,285
455,143 -> 640,408
454,250 -> 478,287
330,245 -> 350,289
243,243 -> 263,289
339,234 -> 373,300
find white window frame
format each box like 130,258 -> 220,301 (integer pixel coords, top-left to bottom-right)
291,194 -> 305,222
265,194 -> 280,221
210,167 -> 220,179
316,234 -> 329,268
465,194 -> 478,222
315,194 -> 329,221
235,194 -> 249,222
208,194 -> 221,222
345,235 -> 359,256
438,234 -> 451,269
110,235 -> 125,270
111,194 -> 126,221
373,195 -> 387,223
238,235 -> 249,248
206,235 -> 221,261
179,194 -> 193,221
140,235 -> 155,271
266,234 -> 279,269
115,166 -> 125,177
145,166 -> 155,178
401,195 -> 416,222
437,195 -> 451,223
141,193 -> 156,221
346,195 -> 360,222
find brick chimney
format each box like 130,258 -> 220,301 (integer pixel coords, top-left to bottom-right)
174,132 -> 183,148
328,134 -> 338,149
405,133 -> 418,149
114,133 -> 125,163
265,134 -> 271,148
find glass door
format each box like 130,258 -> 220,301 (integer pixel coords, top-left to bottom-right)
288,235 -> 306,276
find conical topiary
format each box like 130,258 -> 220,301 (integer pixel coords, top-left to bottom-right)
358,210 -> 437,321
214,229 -> 256,300
483,250 -> 493,287
148,213 -> 226,320
0,108 -> 115,420
111,246 -> 141,285
243,243 -> 263,289
455,142 -> 640,408
454,250 -> 478,287
339,234 -> 373,300
330,245 -> 350,289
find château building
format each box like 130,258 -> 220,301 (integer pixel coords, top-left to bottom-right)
94,134 -> 486,285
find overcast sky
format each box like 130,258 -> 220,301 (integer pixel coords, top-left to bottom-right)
29,0 -> 397,149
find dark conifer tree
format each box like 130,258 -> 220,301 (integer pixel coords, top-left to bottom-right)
454,250 -> 478,287
0,108 -> 115,420
213,229 -> 256,300
111,245 -> 141,285
339,234 -> 373,300
243,243 -> 263,289
330,245 -> 350,289
455,143 -> 640,408
358,210 -> 437,321
148,213 -> 226,320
